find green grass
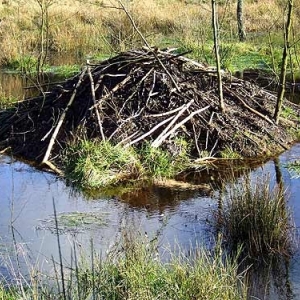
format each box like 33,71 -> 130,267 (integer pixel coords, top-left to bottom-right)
0,96 -> 18,110
220,146 -> 242,159
139,139 -> 191,179
214,176 -> 294,259
0,234 -> 247,300
63,139 -> 142,189
4,55 -> 42,73
45,65 -> 80,78
0,287 -> 16,300
281,106 -> 300,120
63,139 -> 191,190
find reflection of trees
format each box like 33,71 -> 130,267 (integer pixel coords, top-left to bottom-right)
0,73 -> 58,100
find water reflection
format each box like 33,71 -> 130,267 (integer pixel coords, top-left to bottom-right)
0,72 -> 66,101
0,155 -> 215,282
245,257 -> 293,300
0,144 -> 300,298
0,52 -> 86,102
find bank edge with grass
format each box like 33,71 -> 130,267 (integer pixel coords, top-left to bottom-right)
63,139 -> 191,190
0,233 -> 247,300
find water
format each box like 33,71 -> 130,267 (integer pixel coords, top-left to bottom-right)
0,144 -> 300,298
0,52 -> 82,101
0,154 -> 214,279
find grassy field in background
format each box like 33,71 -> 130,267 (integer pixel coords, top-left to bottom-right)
0,0 -> 300,73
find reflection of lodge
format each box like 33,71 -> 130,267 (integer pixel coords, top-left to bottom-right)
118,156 -> 282,213
117,181 -> 212,213
76,158 -> 269,214
177,157 -> 269,189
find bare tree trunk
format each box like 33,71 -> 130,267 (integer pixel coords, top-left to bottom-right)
237,0 -> 246,42
36,0 -> 54,74
212,0 -> 225,112
274,0 -> 293,124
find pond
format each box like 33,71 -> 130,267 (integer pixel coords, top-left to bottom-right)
1,70 -> 300,299
1,144 -> 300,299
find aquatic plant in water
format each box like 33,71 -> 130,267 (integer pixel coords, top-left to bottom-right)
214,176 -> 294,260
286,160 -> 300,178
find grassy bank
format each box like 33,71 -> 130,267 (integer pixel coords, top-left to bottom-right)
63,139 -> 191,189
1,0 -> 300,74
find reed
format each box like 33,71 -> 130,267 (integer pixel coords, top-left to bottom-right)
215,176 -> 294,260
0,233 -> 247,299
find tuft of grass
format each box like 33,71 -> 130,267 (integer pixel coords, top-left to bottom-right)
139,140 -> 190,179
139,144 -> 175,178
45,65 -> 80,78
0,96 -> 18,110
220,146 -> 242,159
4,55 -> 41,73
63,139 -> 191,189
281,106 -> 300,121
214,176 -> 294,259
0,286 -> 16,300
63,139 -> 142,189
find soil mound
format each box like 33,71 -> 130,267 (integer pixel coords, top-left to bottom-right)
0,48 -> 299,172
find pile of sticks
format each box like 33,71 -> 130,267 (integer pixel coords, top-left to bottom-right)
0,48 -> 297,172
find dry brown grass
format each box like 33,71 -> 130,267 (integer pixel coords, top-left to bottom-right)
1,0 -> 300,66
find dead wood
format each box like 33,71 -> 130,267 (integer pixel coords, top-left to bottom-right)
0,48 -> 299,173
223,85 -> 274,125
41,67 -> 87,166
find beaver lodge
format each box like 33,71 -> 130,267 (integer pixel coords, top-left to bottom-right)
0,48 -> 299,177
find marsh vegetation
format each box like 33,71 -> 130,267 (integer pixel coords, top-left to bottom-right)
0,0 -> 299,75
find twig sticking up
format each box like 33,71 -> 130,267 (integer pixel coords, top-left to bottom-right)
88,66 -> 105,140
117,0 -> 180,91
41,67 -> 87,166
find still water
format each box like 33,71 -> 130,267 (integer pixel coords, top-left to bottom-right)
0,144 -> 300,299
